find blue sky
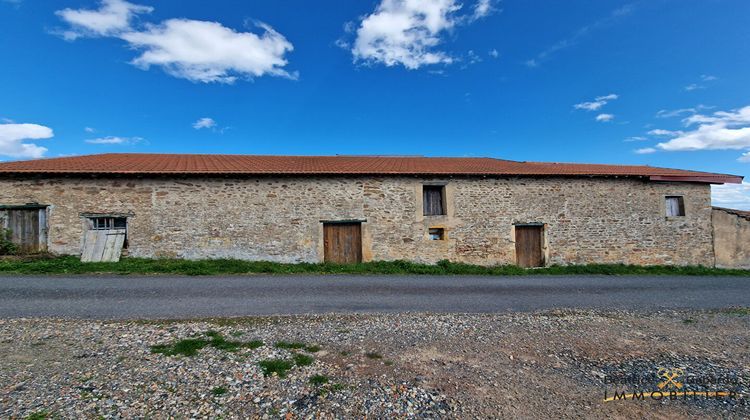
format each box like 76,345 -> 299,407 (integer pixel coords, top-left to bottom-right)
1,0 -> 750,207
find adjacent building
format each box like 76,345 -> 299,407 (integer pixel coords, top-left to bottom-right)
0,153 -> 743,267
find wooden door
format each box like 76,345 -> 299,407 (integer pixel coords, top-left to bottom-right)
515,225 -> 544,268
323,223 -> 362,264
7,209 -> 41,253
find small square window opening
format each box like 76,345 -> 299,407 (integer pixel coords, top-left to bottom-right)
428,228 -> 445,241
665,196 -> 685,217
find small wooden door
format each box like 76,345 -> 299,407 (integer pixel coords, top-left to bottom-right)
515,225 -> 544,268
7,209 -> 44,253
323,223 -> 362,264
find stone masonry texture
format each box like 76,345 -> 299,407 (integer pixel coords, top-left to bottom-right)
0,175 -> 715,266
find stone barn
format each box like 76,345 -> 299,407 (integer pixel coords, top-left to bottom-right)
0,153 -> 743,267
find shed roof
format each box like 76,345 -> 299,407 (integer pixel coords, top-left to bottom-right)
0,153 -> 741,184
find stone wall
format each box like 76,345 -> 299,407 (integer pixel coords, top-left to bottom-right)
0,175 -> 715,266
712,208 -> 750,269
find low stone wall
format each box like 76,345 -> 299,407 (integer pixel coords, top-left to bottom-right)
0,175 -> 715,266
712,207 -> 750,269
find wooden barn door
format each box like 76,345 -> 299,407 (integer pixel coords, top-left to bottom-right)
323,223 -> 362,264
515,225 -> 544,268
7,209 -> 42,253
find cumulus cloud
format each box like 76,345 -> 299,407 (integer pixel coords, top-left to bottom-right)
55,0 -> 152,40
635,147 -> 656,154
712,182 -> 750,210
349,0 -> 496,70
652,106 -> 750,157
574,93 -> 618,111
85,136 -> 143,144
595,113 -> 614,122
192,117 -> 216,130
121,20 -> 295,83
0,123 -> 53,159
55,2 -> 295,83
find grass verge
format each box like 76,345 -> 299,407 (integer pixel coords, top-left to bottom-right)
1,255 -> 749,276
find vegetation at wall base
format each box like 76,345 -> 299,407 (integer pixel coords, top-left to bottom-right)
0,229 -> 18,256
0,255 -> 748,276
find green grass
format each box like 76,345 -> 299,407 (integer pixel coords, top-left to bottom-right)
211,386 -> 228,396
25,411 -> 51,420
151,331 -> 263,357
258,358 -> 295,377
717,307 -> 750,316
274,341 -> 306,350
2,255 -> 749,276
309,374 -> 329,386
293,353 -> 314,367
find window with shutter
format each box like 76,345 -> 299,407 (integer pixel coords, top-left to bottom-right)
665,196 -> 685,217
423,186 -> 445,216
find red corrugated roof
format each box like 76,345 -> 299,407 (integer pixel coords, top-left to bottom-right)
0,153 -> 741,184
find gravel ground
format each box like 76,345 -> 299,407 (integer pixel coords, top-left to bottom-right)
1,309 -> 748,419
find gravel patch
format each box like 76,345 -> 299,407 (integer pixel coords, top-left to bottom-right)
1,309 -> 748,418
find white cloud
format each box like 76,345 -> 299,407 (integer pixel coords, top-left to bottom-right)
682,75 -> 718,92
84,126 -> 96,133
472,0 -> 495,20
488,48 -> 499,58
192,117 -> 216,130
653,106 -> 750,156
738,152 -> 750,163
712,182 -> 750,210
635,147 -> 656,154
85,136 -> 143,144
121,19 -> 295,83
0,123 -> 53,159
624,136 -> 647,142
56,3 -> 295,84
55,0 -> 152,40
648,128 -> 683,137
595,113 -> 614,122
574,93 -> 618,111
350,0 -> 495,70
655,105 -> 713,119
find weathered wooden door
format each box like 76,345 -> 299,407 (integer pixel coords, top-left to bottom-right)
515,225 -> 544,268
7,209 -> 42,253
323,223 -> 362,264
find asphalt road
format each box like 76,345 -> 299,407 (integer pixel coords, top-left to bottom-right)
0,275 -> 748,319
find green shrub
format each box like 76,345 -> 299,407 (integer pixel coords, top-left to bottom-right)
0,229 -> 18,256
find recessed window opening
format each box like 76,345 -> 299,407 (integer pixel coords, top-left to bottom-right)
90,217 -> 127,230
423,185 -> 446,216
428,228 -> 445,241
665,196 -> 685,217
